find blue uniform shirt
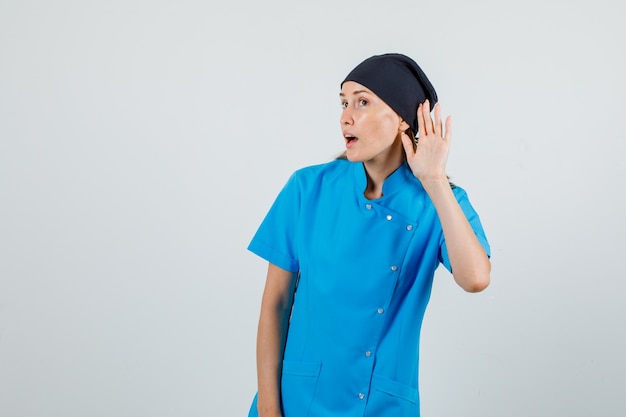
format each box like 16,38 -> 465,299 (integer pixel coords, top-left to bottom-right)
248,159 -> 490,417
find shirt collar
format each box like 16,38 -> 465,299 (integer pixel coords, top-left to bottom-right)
352,161 -> 419,199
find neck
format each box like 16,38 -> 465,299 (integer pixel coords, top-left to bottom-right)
362,139 -> 405,200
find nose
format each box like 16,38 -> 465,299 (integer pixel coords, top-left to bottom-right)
340,107 -> 354,126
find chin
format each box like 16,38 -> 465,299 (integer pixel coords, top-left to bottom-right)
345,151 -> 364,163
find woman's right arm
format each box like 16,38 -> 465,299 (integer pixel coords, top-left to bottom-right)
255,263 -> 298,417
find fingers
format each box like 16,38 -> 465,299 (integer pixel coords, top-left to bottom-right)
417,103 -> 425,139
418,100 -> 452,143
434,103 -> 443,138
444,115 -> 452,143
400,131 -> 415,156
422,100 -> 433,134
418,100 -> 439,136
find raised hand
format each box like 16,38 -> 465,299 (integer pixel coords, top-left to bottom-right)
400,99 -> 452,183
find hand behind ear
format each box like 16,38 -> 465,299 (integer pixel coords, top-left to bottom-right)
400,100 -> 451,182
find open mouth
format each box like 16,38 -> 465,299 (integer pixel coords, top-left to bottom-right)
344,134 -> 358,146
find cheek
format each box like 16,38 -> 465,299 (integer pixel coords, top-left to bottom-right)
374,113 -> 400,139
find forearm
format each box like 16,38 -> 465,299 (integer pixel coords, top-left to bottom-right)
422,178 -> 491,292
256,301 -> 290,416
255,265 -> 297,417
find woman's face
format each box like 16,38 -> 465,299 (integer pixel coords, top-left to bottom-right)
339,81 -> 406,163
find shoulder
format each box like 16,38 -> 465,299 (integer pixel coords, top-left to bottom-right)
451,183 -> 468,198
291,158 -> 352,185
447,183 -> 485,219
274,159 -> 353,200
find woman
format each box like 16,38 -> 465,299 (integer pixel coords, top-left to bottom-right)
247,53 -> 491,417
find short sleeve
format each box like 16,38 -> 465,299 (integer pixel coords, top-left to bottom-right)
438,186 -> 491,272
247,172 -> 301,272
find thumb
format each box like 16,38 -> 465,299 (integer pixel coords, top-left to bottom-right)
400,132 -> 415,156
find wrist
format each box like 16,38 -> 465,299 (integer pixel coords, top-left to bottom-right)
257,405 -> 282,417
257,410 -> 283,417
257,396 -> 282,417
419,176 -> 455,206
419,175 -> 450,190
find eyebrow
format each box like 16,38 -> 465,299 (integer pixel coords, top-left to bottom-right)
339,90 -> 371,97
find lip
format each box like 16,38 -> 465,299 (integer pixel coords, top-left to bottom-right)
343,131 -> 358,148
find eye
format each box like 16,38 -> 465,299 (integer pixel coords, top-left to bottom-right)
358,99 -> 368,106
341,101 -> 348,109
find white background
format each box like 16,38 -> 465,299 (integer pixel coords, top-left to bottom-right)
1,0 -> 625,416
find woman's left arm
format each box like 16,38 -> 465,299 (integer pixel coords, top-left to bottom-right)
401,100 -> 490,292
420,177 -> 491,292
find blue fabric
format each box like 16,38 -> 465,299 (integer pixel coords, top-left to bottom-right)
247,159 -> 490,417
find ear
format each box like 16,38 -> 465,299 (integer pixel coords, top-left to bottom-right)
398,119 -> 410,132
